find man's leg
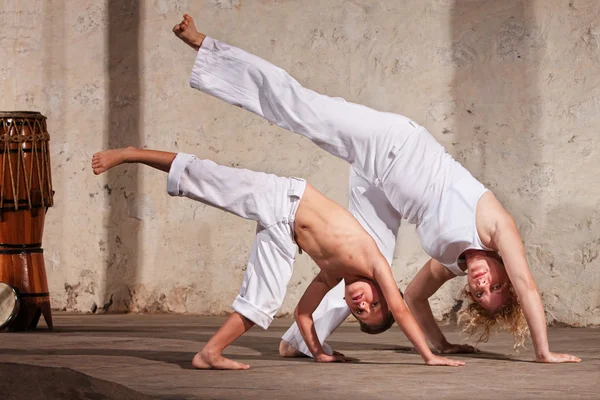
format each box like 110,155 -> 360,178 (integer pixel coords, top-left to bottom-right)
280,167 -> 402,357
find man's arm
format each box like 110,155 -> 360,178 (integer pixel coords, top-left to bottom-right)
294,272 -> 348,363
492,212 -> 580,363
372,259 -> 465,366
404,258 -> 478,354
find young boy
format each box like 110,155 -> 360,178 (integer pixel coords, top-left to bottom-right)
92,147 -> 464,369
171,14 -> 580,363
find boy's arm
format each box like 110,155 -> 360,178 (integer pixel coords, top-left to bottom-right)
492,213 -> 581,363
404,258 -> 478,354
372,260 -> 465,366
294,272 -> 348,363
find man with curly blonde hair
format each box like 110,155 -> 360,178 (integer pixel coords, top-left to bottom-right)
173,14 -> 581,364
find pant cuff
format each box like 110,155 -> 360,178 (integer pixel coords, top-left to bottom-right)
232,295 -> 273,330
166,153 -> 195,196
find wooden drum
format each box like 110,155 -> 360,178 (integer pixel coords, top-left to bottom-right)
0,111 -> 53,331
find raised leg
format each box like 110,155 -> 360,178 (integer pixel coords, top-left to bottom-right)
183,25 -> 415,181
93,148 -> 299,227
92,147 -> 176,175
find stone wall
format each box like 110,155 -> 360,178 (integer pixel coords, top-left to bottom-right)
0,0 -> 598,325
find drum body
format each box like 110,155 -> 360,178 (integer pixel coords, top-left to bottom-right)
0,111 -> 53,331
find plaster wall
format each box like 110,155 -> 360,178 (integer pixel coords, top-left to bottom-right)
0,0 -> 598,325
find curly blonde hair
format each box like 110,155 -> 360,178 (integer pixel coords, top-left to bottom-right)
458,285 -> 530,350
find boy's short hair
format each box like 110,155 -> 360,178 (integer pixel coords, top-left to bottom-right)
357,288 -> 403,335
359,310 -> 395,335
458,285 -> 530,349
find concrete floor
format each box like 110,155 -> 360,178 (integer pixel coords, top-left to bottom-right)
0,313 -> 597,400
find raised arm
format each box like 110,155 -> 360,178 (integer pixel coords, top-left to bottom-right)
404,258 -> 478,354
294,272 -> 348,363
372,259 -> 465,366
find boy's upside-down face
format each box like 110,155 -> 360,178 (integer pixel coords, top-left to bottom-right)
344,280 -> 389,326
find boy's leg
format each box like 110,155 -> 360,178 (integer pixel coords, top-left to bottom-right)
194,188 -> 300,369
195,222 -> 297,369
94,147 -> 296,225
193,311 -> 254,370
280,167 -> 401,357
94,147 -> 303,368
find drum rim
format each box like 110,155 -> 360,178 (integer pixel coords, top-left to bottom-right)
0,111 -> 46,119
0,283 -> 20,330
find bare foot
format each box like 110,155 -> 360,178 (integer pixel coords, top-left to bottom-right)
173,14 -> 206,51
278,340 -> 305,358
192,350 -> 250,370
91,147 -> 134,175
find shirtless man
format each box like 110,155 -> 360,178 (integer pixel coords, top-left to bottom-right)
92,147 -> 464,369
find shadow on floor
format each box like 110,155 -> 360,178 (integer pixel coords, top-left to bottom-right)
0,324 -> 529,369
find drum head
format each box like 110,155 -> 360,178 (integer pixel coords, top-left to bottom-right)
0,282 -> 19,330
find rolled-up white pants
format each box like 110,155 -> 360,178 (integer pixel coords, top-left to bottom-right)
189,38 -> 406,356
167,153 -> 306,330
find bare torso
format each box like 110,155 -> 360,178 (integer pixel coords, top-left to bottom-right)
293,184 -> 384,284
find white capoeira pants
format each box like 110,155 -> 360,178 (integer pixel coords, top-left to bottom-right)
188,37 -> 450,356
167,152 -> 306,330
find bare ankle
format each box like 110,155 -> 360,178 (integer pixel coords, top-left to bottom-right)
194,33 -> 206,49
122,146 -> 139,163
200,346 -> 220,359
